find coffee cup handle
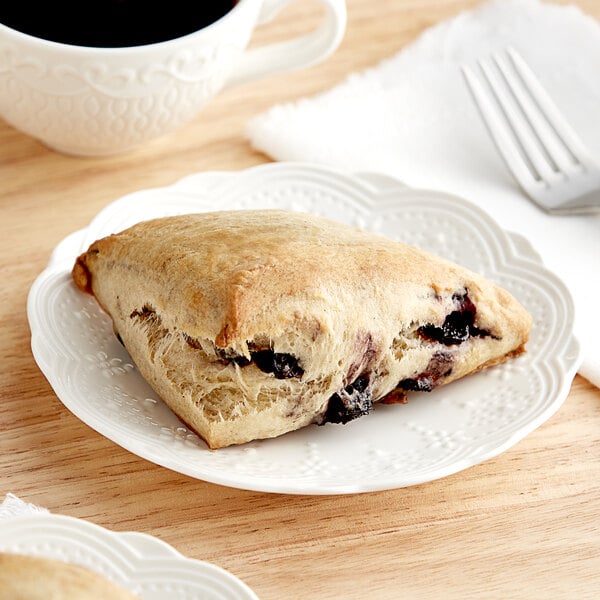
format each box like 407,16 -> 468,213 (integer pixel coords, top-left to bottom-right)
225,0 -> 346,87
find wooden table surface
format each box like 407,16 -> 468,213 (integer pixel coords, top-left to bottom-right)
2,1 -> 599,598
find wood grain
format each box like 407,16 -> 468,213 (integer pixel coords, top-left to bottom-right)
1,1 -> 599,599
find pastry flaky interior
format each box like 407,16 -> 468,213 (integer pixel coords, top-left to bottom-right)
0,552 -> 138,600
72,209 -> 532,449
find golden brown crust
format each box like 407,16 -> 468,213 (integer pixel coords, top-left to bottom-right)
0,552 -> 138,599
72,255 -> 92,294
74,211 -> 485,347
72,210 -> 532,448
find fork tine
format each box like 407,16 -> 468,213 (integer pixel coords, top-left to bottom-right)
477,57 -> 559,185
463,51 -> 600,214
462,65 -> 541,195
506,47 -> 592,167
492,51 -> 576,176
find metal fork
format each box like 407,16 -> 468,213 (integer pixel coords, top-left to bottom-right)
462,47 -> 600,215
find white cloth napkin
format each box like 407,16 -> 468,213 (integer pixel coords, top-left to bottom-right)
0,493 -> 48,519
246,0 -> 600,388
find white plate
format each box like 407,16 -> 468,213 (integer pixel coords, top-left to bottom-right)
27,163 -> 581,494
0,513 -> 258,599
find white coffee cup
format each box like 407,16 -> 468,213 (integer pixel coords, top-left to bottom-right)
0,0 -> 346,156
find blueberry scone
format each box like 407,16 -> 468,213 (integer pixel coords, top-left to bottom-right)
0,552 -> 138,599
72,210 -> 531,448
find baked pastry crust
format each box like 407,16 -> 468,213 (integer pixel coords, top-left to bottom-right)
73,209 -> 531,448
0,552 -> 138,599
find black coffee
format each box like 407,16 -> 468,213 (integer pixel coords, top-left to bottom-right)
0,0 -> 239,47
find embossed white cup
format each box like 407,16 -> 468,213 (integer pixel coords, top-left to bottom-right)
0,0 -> 346,156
